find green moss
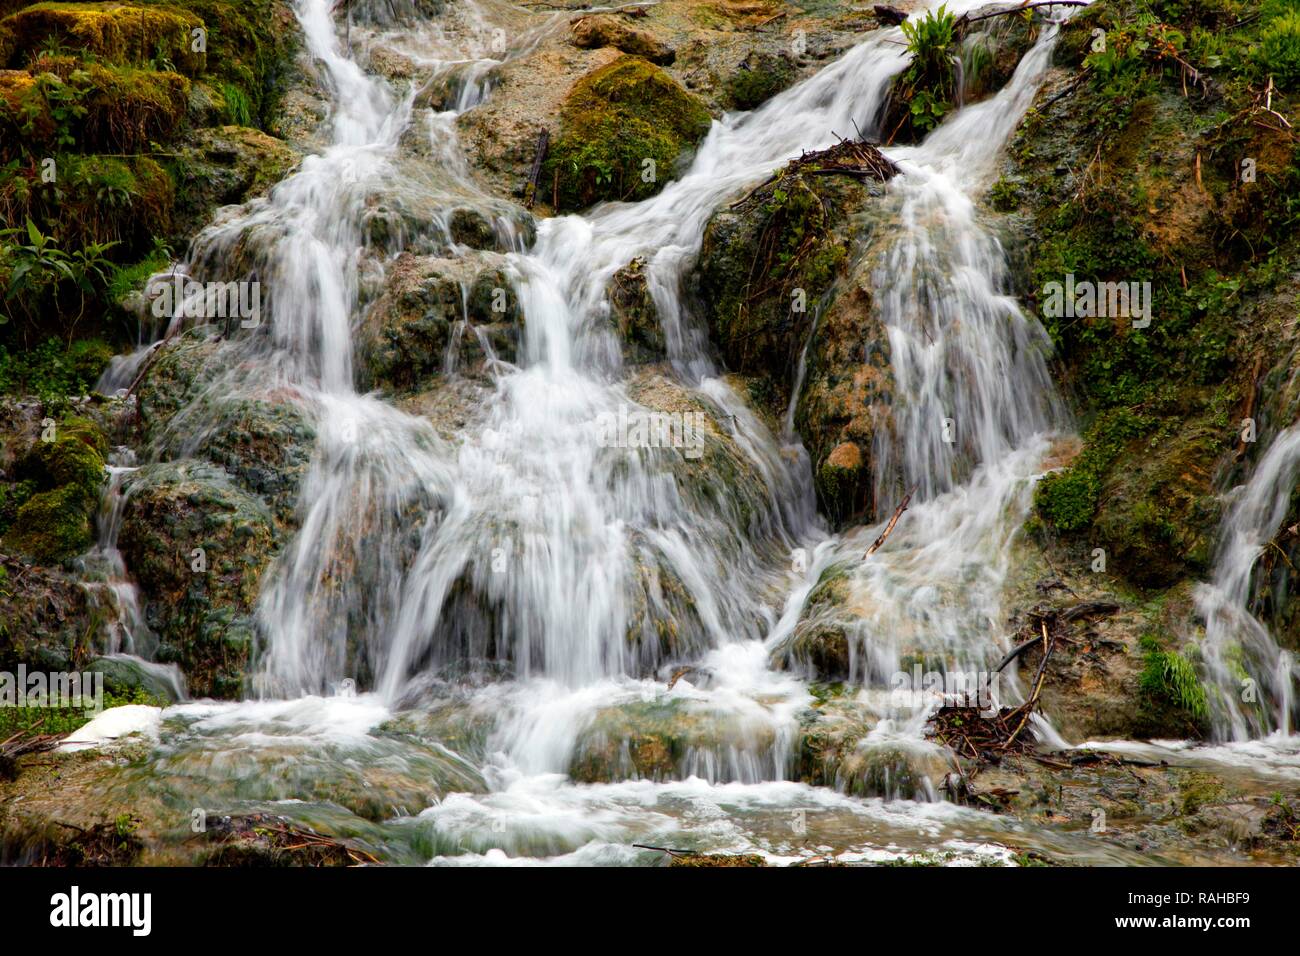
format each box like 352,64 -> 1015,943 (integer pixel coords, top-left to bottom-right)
724,52 -> 795,110
4,483 -> 95,562
542,56 -> 711,211
1035,407 -> 1152,532
0,2 -> 205,74
1255,8 -> 1300,90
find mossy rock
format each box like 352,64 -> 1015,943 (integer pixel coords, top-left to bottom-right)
2,62 -> 190,154
357,252 -> 522,393
0,2 -> 206,74
167,124 -> 299,241
541,55 -> 711,212
606,257 -> 665,365
118,459 -> 276,697
0,556 -> 99,672
723,50 -> 795,111
771,563 -> 856,680
1,416 -> 107,563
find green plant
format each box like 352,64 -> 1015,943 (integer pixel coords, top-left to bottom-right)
1140,648 -> 1209,723
0,218 -> 118,324
1256,10 -> 1300,89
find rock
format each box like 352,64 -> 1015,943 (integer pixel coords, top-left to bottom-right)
696,140 -> 896,525
0,555 -> 97,672
1,416 -> 107,564
794,274 -> 893,528
168,125 -> 300,242
541,55 -> 712,211
569,14 -> 675,66
770,563 -> 856,680
85,656 -> 183,704
118,460 -> 277,698
0,3 -> 206,75
151,394 -> 316,528
568,696 -> 778,783
357,251 -> 523,393
723,50 -> 796,111
607,257 -> 665,365
797,686 -> 948,799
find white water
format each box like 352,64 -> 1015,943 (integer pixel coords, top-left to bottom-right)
83,0 -> 1299,863
1195,425 -> 1300,740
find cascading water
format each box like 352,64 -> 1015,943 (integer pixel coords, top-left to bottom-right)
74,0 -> 1298,864
1195,425 -> 1300,740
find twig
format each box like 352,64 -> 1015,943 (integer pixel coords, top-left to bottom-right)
865,484 -> 917,557
523,128 -> 550,210
958,1 -> 1087,27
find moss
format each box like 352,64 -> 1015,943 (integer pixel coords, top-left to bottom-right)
0,338 -> 114,399
1138,647 -> 1210,737
144,0 -> 298,130
2,415 -> 107,562
4,484 -> 95,562
542,55 -> 711,211
0,63 -> 189,155
724,51 -> 795,110
0,3 -> 205,74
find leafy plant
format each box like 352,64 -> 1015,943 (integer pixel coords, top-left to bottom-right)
0,218 -> 118,325
1256,10 -> 1300,89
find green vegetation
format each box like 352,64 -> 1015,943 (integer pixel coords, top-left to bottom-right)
1138,637 -> 1210,734
0,414 -> 107,562
890,5 -> 959,136
0,0 -> 296,352
0,337 -> 112,401
542,56 -> 712,211
1013,0 -> 1300,588
0,685 -> 165,738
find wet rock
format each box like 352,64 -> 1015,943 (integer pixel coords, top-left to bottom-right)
168,125 -> 300,242
568,696 -> 779,783
357,251 -> 523,393
85,656 -> 182,704
696,140 -> 896,524
569,13 -> 676,66
607,257 -> 665,365
541,55 -> 712,211
723,50 -> 796,110
118,460 -> 277,698
797,688 -> 947,800
1,416 -> 107,564
0,554 -> 97,672
152,395 -> 316,528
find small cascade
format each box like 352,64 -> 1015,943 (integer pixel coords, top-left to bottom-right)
1195,425 -> 1300,740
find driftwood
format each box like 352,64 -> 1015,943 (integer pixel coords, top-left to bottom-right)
957,1 -> 1088,27
524,127 -> 550,210
865,484 -> 916,558
0,722 -> 64,782
729,138 -> 900,210
995,599 -> 1118,672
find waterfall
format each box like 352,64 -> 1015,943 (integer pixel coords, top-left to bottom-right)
102,0 -> 1100,826
1195,425 -> 1300,740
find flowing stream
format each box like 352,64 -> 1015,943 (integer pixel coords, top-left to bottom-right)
76,0 -> 1300,864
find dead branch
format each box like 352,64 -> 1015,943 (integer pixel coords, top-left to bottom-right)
865,483 -> 917,557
